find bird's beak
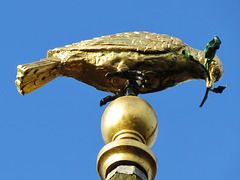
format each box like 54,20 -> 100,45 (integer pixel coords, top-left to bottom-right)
206,76 -> 214,89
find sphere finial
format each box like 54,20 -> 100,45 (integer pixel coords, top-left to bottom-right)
97,96 -> 158,180
101,96 -> 158,147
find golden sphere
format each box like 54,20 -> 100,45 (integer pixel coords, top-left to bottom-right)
101,96 -> 158,147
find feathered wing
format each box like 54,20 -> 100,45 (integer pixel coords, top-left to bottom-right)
15,57 -> 61,95
54,32 -> 184,53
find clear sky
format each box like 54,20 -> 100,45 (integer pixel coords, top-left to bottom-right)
1,0 -> 239,179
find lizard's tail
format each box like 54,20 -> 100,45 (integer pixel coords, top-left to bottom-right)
15,57 -> 61,95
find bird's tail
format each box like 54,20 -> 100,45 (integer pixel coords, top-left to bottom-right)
15,57 -> 61,95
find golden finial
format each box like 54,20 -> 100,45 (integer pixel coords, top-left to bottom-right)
97,96 -> 158,180
101,96 -> 158,146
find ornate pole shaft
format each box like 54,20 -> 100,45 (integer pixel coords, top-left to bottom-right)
97,96 -> 158,180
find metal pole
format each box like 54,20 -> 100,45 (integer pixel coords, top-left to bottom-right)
107,165 -> 147,180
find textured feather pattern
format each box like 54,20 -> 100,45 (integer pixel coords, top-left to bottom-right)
15,57 -> 60,95
50,32 -> 183,54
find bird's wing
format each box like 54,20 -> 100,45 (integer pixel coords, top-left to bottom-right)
54,32 -> 184,53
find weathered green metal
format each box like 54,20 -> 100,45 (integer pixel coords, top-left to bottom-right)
204,36 -> 221,71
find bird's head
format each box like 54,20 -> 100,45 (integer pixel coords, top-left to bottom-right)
206,54 -> 223,89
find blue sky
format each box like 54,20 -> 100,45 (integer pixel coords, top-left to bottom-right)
1,0 -> 239,179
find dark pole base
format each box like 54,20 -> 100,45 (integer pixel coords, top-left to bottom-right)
107,165 -> 147,180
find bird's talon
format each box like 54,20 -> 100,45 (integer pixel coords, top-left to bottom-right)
100,92 -> 124,106
100,69 -> 147,106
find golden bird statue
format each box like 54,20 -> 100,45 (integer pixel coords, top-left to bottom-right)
15,32 -> 226,106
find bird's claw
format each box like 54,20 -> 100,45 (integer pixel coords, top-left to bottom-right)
100,92 -> 124,106
100,69 -> 147,106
